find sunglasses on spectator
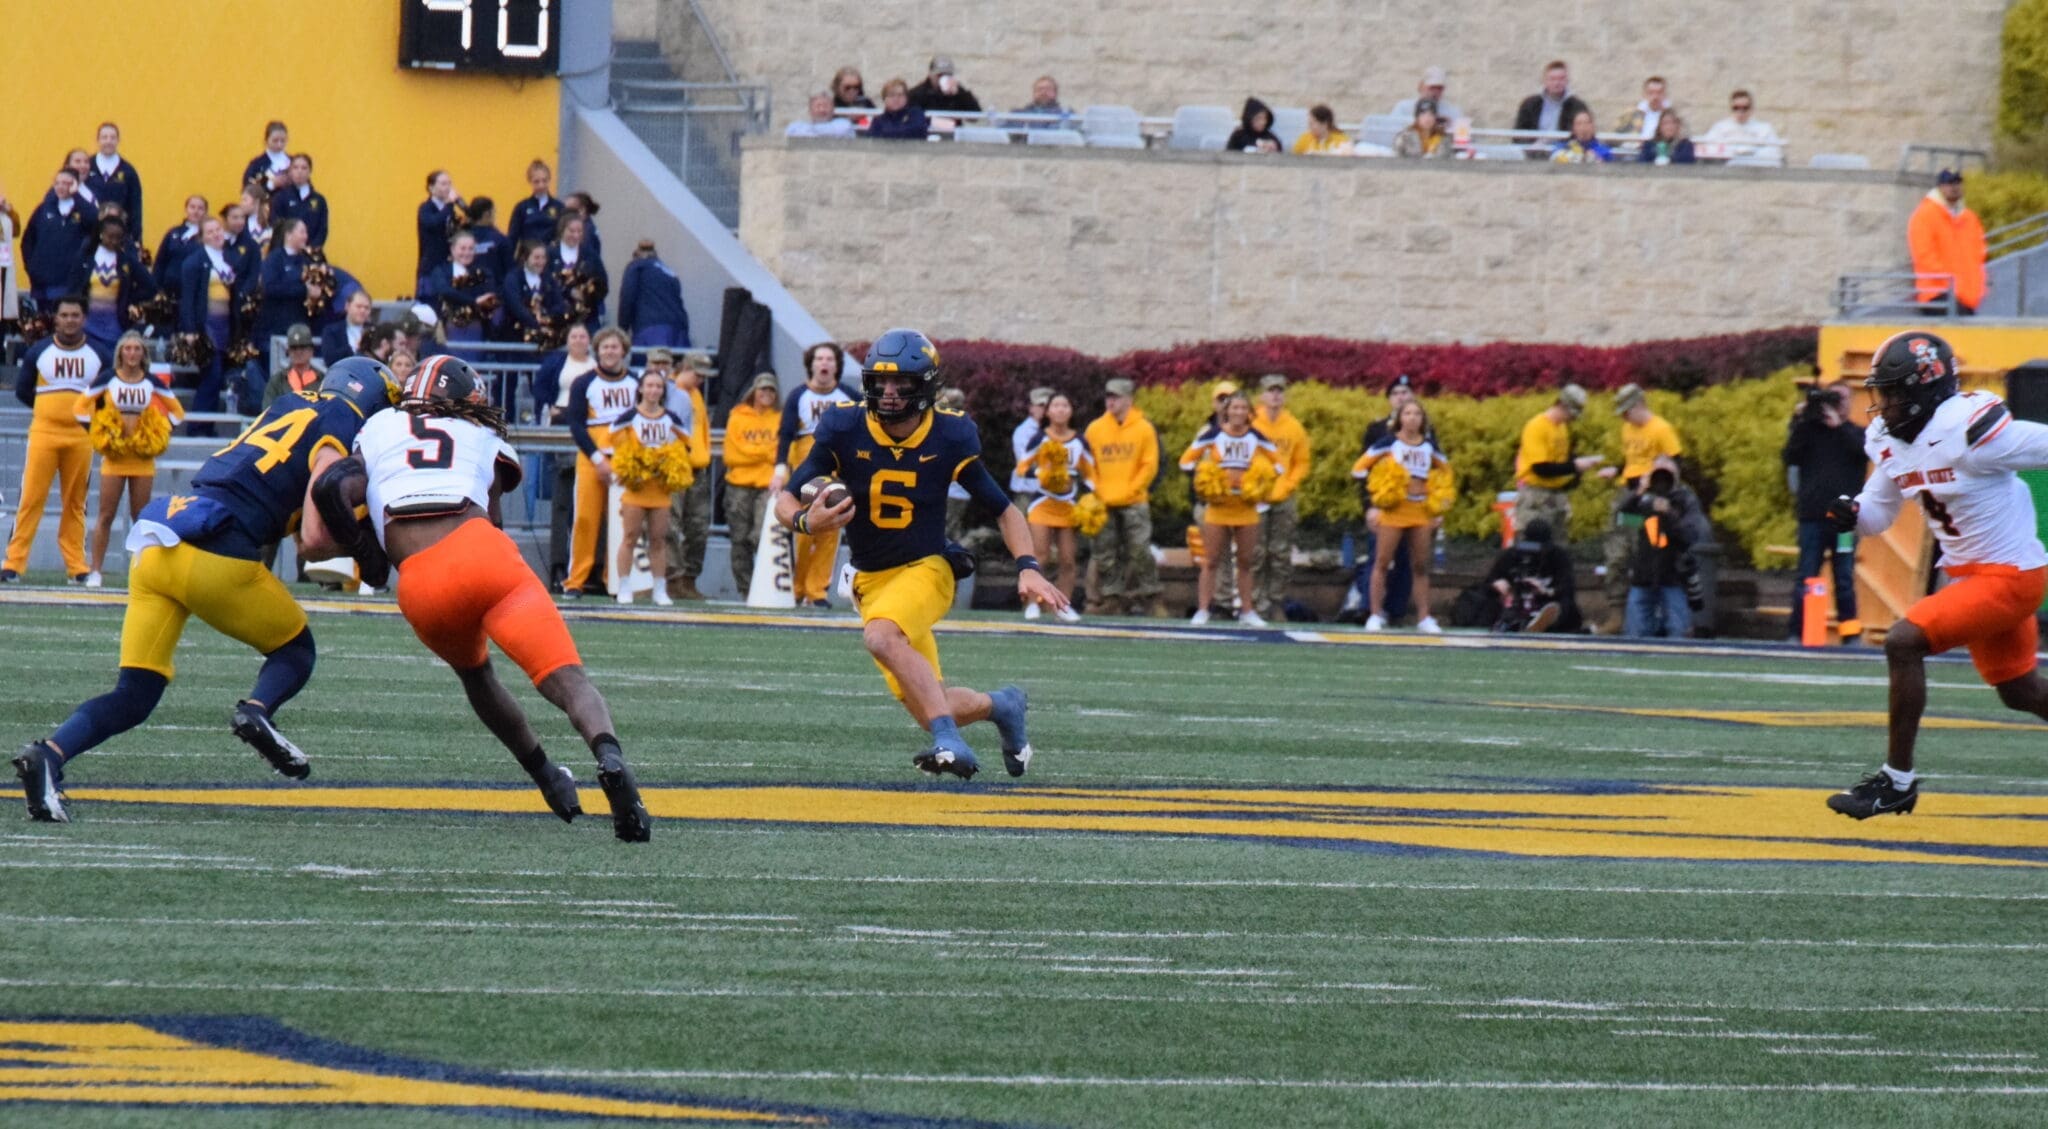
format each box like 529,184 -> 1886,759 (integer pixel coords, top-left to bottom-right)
840,83 -> 862,94
1731,103 -> 1752,111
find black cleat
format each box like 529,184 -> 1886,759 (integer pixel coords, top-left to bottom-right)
0,569 -> 18,583
531,763 -> 583,823
14,742 -> 68,823
1828,771 -> 1918,819
231,702 -> 311,780
911,744 -> 980,780
595,749 -> 651,843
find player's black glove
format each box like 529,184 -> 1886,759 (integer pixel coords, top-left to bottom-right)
1823,495 -> 1860,535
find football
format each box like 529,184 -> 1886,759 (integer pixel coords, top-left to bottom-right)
801,476 -> 851,510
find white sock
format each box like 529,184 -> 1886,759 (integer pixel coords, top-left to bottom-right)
1883,765 -> 1916,789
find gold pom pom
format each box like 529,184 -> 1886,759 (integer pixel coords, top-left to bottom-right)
611,426 -> 696,493
1037,439 -> 1073,496
1074,492 -> 1108,537
1426,463 -> 1457,516
1366,456 -> 1409,510
1193,459 -> 1229,502
1240,459 -> 1278,504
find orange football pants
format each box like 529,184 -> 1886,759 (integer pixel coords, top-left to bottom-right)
396,518 -> 582,685
1906,564 -> 2048,686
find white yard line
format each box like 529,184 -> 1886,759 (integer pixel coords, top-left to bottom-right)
1768,1048 -> 2037,1059
1614,1030 -> 1875,1040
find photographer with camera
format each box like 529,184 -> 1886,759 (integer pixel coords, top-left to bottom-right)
1620,456 -> 1707,638
1781,382 -> 1869,643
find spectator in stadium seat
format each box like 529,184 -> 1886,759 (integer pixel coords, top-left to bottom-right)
221,204 -> 261,300
1393,67 -> 1465,129
68,215 -> 151,353
1908,169 -> 1987,316
425,229 -> 497,357
1084,378 -> 1166,617
788,89 -> 857,138
261,323 -> 322,407
1394,100 -> 1452,158
1514,61 -> 1589,141
464,196 -> 511,282
833,67 -> 875,111
1549,110 -> 1613,163
238,183 -> 272,253
269,154 -> 328,249
1009,75 -> 1073,129
85,123 -> 142,237
723,372 -> 783,595
869,78 -> 931,141
252,217 -> 312,410
62,151 -> 99,211
1782,382 -> 1867,643
320,288 -> 375,366
1487,518 -> 1582,633
23,169 -> 97,306
242,120 -> 292,193
618,239 -> 690,348
388,345 -> 416,385
533,321 -> 595,425
1292,105 -> 1352,155
1613,76 -> 1672,139
503,240 -> 566,346
176,216 -> 243,423
1226,99 -> 1282,154
1637,113 -> 1696,165
1252,374 -> 1311,619
909,56 -> 982,118
417,169 -> 464,292
1701,90 -> 1783,162
154,194 -> 207,293
1513,384 -> 1602,544
508,159 -> 563,247
564,192 -> 604,264
550,213 -> 608,329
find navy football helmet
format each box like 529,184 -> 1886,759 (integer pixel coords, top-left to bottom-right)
1866,330 -> 1958,442
319,357 -> 401,417
862,328 -> 942,423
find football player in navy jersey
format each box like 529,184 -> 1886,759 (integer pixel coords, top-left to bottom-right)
12,359 -> 400,823
776,329 -> 1067,779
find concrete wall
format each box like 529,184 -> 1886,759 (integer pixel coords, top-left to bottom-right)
739,138 -> 1925,353
0,1 -> 560,301
681,0 -> 2005,165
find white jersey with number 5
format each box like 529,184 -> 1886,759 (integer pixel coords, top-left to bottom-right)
355,409 -> 522,542
1855,390 -> 2048,570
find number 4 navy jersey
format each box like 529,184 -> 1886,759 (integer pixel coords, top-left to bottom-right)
191,393 -> 371,550
789,403 -> 1011,573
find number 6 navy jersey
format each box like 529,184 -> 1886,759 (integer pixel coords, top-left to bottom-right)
788,402 -> 1012,573
355,408 -> 522,543
190,393 -> 373,550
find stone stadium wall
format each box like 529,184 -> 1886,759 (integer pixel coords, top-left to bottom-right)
679,1 -> 2005,165
738,138 -> 1925,354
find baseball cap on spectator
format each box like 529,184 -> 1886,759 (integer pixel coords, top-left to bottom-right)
1558,383 -> 1589,417
1028,386 -> 1055,406
1259,373 -> 1288,390
1105,378 -> 1136,397
749,372 -> 780,395
1614,383 -> 1646,415
1414,98 -> 1439,117
285,324 -> 315,349
1212,379 -> 1241,398
1937,168 -> 1964,185
1389,373 -> 1414,392
930,56 -> 956,76
685,353 -> 716,374
1421,66 -> 1447,88
647,347 -> 675,365
408,303 -> 439,329
936,387 -> 967,411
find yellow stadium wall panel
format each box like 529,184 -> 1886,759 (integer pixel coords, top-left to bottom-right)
0,1 -> 559,302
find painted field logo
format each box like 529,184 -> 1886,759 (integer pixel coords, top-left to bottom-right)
68,783 -> 2048,866
0,1017 -> 971,1124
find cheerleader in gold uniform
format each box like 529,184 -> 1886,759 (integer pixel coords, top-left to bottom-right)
606,371 -> 694,606
73,331 -> 184,587
1179,392 -> 1283,627
1352,400 -> 1455,633
1013,392 -> 1095,622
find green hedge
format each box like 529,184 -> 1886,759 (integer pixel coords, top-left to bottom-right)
2003,0 -> 2048,143
1133,367 -> 1810,568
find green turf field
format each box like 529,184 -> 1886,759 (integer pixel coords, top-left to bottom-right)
1,596 -> 2044,1128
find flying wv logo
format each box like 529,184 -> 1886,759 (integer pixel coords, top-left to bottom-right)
164,496 -> 194,519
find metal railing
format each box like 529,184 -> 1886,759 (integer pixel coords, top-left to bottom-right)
1897,143 -> 1990,175
1988,211 -> 2048,260
615,80 -> 772,230
1833,271 -> 1958,319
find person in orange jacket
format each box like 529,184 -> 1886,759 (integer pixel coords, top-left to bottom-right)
1908,169 -> 1986,315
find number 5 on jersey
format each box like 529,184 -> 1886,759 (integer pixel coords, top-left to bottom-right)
406,415 -> 455,469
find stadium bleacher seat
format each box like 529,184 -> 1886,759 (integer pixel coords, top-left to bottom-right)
1270,107 -> 1308,146
1086,133 -> 1147,150
1357,114 -> 1407,150
1475,144 -> 1529,161
1082,105 -> 1142,143
954,126 -> 1013,145
1725,154 -> 1783,168
1199,133 -> 1229,151
1169,105 -> 1235,150
1027,129 -> 1085,147
1808,153 -> 1871,170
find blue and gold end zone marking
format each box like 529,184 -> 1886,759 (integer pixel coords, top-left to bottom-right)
64,782 -> 2048,867
0,1015 -> 1001,1126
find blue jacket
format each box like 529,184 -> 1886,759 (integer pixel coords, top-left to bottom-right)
507,194 -> 563,247
416,198 -> 459,278
83,157 -> 143,234
617,256 -> 689,345
154,223 -> 202,291
548,243 -> 608,329
1637,138 -> 1697,165
177,247 -> 248,336
868,105 -> 930,140
468,222 -> 512,282
319,319 -> 366,366
66,243 -> 155,330
271,185 -> 330,248
256,249 -> 309,343
425,262 -> 499,330
501,267 -> 565,340
22,195 -> 98,291
243,153 -> 289,191
531,349 -> 578,420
